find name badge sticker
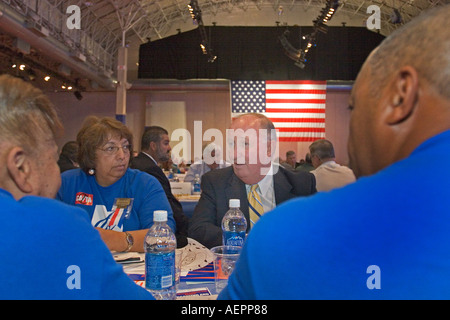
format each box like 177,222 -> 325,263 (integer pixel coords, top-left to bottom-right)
112,198 -> 134,219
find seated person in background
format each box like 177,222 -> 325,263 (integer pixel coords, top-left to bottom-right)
57,140 -> 79,172
188,113 -> 316,248
219,6 -> 450,299
131,126 -> 188,248
57,116 -> 175,253
309,139 -> 356,191
160,156 -> 186,174
280,150 -> 297,171
0,75 -> 152,299
184,142 -> 230,183
296,153 -> 314,172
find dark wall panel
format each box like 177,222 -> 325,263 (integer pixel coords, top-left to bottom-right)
138,26 -> 384,81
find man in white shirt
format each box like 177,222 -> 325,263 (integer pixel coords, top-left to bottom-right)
309,139 -> 356,192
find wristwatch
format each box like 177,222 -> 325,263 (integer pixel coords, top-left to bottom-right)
124,232 -> 134,252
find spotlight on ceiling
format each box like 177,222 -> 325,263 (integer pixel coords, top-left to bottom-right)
187,0 -> 217,63
279,29 -> 315,69
313,0 -> 339,34
188,0 -> 202,24
279,0 -> 339,69
208,55 -> 217,63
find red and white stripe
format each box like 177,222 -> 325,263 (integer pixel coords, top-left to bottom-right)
231,80 -> 327,142
264,80 -> 326,142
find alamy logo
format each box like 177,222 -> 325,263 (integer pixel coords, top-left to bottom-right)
66,265 -> 81,290
366,265 -> 381,290
366,5 -> 381,30
64,5 -> 382,32
66,5 -> 81,30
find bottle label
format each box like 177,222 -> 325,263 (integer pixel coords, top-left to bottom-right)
145,251 -> 175,290
193,183 -> 201,193
223,231 -> 246,247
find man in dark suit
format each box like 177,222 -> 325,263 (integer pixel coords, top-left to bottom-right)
188,114 -> 316,248
131,126 -> 188,248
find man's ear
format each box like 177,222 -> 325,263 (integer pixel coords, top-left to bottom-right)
149,141 -> 157,152
6,147 -> 33,194
385,66 -> 419,125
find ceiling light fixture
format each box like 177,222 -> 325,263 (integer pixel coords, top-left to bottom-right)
187,0 -> 217,63
280,0 -> 340,69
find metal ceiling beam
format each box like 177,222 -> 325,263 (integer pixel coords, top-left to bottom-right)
0,7 -> 114,89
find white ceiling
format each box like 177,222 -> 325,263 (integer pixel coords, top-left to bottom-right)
85,0 -> 448,40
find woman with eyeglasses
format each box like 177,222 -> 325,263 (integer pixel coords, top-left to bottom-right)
56,116 -> 175,252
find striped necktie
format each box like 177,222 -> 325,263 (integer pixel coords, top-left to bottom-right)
248,184 -> 264,228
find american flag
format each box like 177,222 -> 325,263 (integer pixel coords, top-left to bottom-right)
231,80 -> 326,142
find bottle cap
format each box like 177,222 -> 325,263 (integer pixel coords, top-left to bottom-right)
229,199 -> 240,208
153,210 -> 168,222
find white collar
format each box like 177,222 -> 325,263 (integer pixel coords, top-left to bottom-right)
319,160 -> 337,168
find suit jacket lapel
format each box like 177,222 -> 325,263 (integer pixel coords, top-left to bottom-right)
273,169 -> 295,205
139,152 -> 167,182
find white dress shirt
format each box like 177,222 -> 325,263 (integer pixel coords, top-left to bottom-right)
245,164 -> 276,213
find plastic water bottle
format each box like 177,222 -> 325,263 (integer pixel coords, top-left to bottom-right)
144,210 -> 177,300
192,174 -> 201,195
222,199 -> 247,247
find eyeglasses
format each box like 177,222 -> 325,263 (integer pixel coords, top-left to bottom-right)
98,144 -> 132,155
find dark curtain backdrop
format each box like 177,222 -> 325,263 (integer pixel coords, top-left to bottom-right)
138,26 -> 384,81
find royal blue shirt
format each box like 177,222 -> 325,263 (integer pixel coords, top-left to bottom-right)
219,130 -> 450,299
0,189 -> 153,299
57,168 -> 175,233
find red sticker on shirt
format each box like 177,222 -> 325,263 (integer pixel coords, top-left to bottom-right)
75,192 -> 93,206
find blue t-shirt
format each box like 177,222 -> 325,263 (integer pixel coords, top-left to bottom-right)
219,130 -> 450,299
57,168 -> 176,233
0,189 -> 153,299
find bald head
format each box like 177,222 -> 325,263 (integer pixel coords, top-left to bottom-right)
368,6 -> 450,100
348,5 -> 450,178
229,113 -> 278,184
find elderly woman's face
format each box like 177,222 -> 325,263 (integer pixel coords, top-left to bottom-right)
94,135 -> 131,187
